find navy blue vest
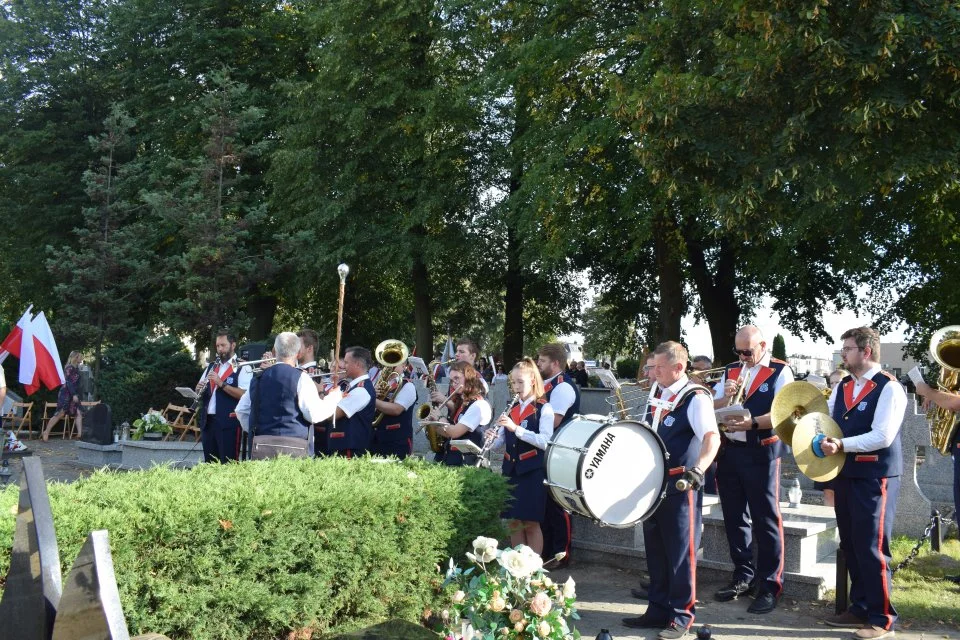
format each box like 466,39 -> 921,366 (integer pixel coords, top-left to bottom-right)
374,382 -> 414,445
831,370 -> 903,478
722,358 -> 790,460
199,360 -> 242,430
502,399 -> 548,476
647,384 -> 705,496
436,398 -> 485,466
250,363 -> 309,439
544,372 -> 581,429
327,377 -> 376,454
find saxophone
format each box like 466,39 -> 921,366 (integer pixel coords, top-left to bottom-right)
928,326 -> 960,454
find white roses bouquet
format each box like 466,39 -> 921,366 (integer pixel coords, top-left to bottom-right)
441,538 -> 580,640
131,409 -> 172,440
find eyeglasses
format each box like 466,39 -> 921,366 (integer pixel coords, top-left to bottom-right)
840,346 -> 861,354
643,365 -> 655,372
732,348 -> 754,357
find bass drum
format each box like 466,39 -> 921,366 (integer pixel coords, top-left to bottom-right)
545,416 -> 667,528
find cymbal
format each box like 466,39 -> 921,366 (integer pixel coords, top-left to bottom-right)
771,381 -> 829,444
792,412 -> 846,483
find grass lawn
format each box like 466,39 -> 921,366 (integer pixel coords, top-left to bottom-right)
823,535 -> 960,628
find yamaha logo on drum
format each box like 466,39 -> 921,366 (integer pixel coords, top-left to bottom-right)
585,431 -> 616,477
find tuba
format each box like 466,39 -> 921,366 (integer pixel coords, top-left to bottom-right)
928,326 -> 960,454
372,339 -> 409,427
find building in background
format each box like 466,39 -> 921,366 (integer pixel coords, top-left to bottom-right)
788,354 -> 833,377
831,342 -> 920,380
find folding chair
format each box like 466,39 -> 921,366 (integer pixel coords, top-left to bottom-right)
2,401 -> 34,439
42,402 -> 73,440
163,403 -> 194,441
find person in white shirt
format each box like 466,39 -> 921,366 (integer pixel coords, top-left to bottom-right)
710,325 -> 793,613
818,328 -> 906,639
430,337 -> 489,408
326,347 -> 377,457
198,330 -> 252,463
433,362 -> 491,466
235,332 -> 337,457
491,358 -> 555,554
371,362 -> 418,459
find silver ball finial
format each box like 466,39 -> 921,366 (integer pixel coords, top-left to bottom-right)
337,263 -> 349,283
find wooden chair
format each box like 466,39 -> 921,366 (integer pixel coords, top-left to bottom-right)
164,403 -> 200,442
2,401 -> 34,439
42,402 -> 73,440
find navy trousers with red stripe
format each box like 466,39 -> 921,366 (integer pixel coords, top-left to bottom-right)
202,414 -> 241,463
716,449 -> 785,596
834,475 -> 899,630
542,499 -> 572,561
643,490 -> 701,629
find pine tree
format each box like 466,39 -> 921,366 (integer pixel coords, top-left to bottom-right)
772,334 -> 787,361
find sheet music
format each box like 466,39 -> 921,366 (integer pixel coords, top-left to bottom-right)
715,404 -> 752,425
907,366 -> 925,387
407,357 -> 430,377
175,387 -> 199,400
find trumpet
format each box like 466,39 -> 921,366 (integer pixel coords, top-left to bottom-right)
237,357 -> 277,370
307,369 -> 347,379
476,394 -> 521,467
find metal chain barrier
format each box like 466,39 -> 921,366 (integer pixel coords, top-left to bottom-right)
891,510 -> 941,575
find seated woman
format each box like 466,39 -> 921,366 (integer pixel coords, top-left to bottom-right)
42,351 -> 84,441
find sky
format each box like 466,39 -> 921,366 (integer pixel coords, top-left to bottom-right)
682,302 -> 907,361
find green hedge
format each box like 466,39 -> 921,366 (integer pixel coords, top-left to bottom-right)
615,358 -> 640,380
0,457 -> 510,639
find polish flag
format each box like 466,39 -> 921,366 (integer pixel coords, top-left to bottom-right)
0,305 -> 34,365
23,312 -> 64,395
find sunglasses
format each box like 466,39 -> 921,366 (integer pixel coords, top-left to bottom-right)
732,348 -> 755,357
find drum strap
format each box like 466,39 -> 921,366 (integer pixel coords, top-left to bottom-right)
649,382 -> 711,432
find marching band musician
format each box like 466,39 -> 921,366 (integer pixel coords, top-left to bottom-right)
434,362 -> 491,466
711,325 -> 792,614
235,332 -> 334,456
536,343 -> 581,565
325,347 -> 376,457
198,329 -> 252,464
314,356 -> 348,456
296,328 -> 320,375
622,341 -> 719,639
371,362 -> 417,459
818,328 -> 906,640
430,338 -> 489,409
490,358 -> 555,556
913,377 -> 960,533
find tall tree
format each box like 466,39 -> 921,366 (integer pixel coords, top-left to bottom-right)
772,334 -> 787,361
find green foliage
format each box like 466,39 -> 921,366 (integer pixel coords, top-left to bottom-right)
0,458 -> 510,639
615,358 -> 640,381
772,334 -> 787,361
97,332 -> 199,424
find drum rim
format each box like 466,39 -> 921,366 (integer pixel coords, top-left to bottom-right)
568,420 -> 670,526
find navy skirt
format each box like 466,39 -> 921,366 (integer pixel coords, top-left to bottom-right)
502,467 -> 547,522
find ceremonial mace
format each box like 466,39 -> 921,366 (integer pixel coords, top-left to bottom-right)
333,263 -> 350,381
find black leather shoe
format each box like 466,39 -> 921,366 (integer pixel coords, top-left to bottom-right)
622,614 -> 668,629
630,587 -> 649,600
747,591 -> 779,614
714,579 -> 751,602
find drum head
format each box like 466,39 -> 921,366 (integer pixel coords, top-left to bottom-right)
577,421 -> 667,526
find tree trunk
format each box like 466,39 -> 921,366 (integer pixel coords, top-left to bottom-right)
246,293 -> 277,341
502,93 -> 529,366
685,229 -> 740,364
410,236 -> 433,358
653,209 -> 684,344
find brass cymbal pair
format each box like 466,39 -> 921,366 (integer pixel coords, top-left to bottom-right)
771,381 -> 845,482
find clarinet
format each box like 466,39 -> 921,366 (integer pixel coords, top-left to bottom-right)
190,356 -> 221,412
475,394 -> 521,468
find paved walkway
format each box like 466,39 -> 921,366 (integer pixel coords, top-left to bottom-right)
5,438 -> 960,639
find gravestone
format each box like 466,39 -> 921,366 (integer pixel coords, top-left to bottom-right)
894,398 -> 936,537
81,403 -> 114,446
0,457 -> 62,640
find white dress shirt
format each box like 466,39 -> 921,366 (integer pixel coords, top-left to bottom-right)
492,397 -> 556,450
391,381 -> 418,410
338,374 -> 372,418
712,354 -> 794,442
455,397 -> 492,432
661,375 -> 718,441
827,364 -> 906,453
544,373 -> 576,418
235,365 -> 334,432
198,358 -> 252,415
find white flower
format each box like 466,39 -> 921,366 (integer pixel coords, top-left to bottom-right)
406,471 -> 418,479
466,551 -> 478,563
452,590 -> 465,604
445,558 -> 456,579
537,620 -> 551,637
471,536 -> 499,563
562,576 -> 576,599
498,547 -> 542,579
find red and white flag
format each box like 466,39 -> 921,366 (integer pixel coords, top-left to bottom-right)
0,306 -> 65,395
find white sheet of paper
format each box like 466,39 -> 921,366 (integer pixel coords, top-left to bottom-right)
715,404 -> 752,425
407,357 -> 430,377
907,366 -> 925,386
450,439 -> 482,455
175,387 -> 199,399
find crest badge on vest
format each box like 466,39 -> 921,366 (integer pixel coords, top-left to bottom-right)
663,415 -> 675,427
858,401 -> 868,412
759,382 -> 769,393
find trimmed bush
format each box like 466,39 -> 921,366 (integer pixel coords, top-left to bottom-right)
0,457 -> 510,639
615,358 -> 640,381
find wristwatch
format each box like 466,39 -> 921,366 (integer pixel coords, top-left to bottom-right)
750,418 -> 759,430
